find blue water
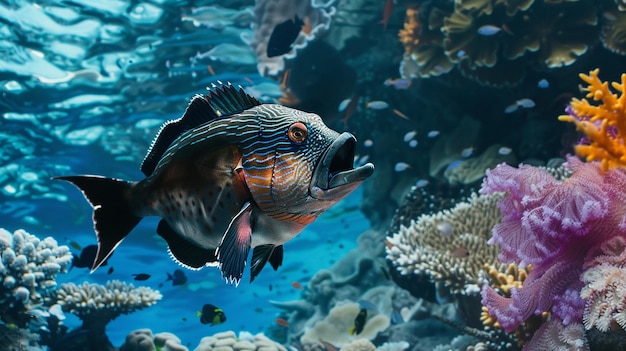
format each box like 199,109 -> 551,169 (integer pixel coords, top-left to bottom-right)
54,188 -> 369,347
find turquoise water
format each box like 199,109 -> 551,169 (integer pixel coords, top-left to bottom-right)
3,0 -> 626,350
55,188 -> 369,347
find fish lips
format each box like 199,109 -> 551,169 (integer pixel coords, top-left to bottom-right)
311,132 -> 374,200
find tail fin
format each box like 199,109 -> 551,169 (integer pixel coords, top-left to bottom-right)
54,175 -> 141,272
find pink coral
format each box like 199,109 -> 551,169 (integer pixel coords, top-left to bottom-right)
479,156 -> 626,340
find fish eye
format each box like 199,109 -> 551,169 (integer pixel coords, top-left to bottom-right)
287,122 -> 308,143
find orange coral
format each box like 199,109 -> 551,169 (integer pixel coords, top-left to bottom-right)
559,69 -> 626,170
398,7 -> 420,54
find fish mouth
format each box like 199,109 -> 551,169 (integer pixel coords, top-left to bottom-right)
311,132 -> 374,200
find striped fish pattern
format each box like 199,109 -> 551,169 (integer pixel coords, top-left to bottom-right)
55,83 -> 374,285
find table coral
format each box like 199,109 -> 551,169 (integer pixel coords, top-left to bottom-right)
52,280 -> 161,327
559,69 -> 626,170
386,192 -> 504,294
0,228 -> 71,326
400,0 -> 599,86
479,157 -> 626,349
300,302 -> 390,347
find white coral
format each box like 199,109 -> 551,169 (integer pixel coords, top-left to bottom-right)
54,280 -> 162,322
0,228 -> 72,306
385,192 -> 504,293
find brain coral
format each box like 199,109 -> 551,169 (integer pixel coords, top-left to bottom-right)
386,192 -> 504,294
0,228 -> 71,325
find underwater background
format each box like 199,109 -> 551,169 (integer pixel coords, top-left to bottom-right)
3,0 -> 626,350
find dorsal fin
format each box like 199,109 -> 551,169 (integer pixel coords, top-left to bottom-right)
140,82 -> 262,176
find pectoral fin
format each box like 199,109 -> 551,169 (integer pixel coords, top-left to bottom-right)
216,202 -> 253,285
250,244 -> 284,282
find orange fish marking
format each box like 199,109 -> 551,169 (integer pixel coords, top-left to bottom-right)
385,239 -> 394,249
392,108 -> 409,120
280,69 -> 291,90
291,281 -> 303,290
451,247 -> 470,258
302,16 -> 312,36
207,65 -> 215,75
275,317 -> 289,327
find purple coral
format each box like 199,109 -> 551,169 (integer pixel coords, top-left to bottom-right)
479,157 -> 626,336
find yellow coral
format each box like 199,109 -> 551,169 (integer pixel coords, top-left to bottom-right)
558,69 -> 626,170
480,263 -> 548,347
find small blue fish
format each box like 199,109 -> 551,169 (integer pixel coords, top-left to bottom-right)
394,162 -> 410,172
366,101 -> 389,110
133,273 -> 151,281
384,78 -> 411,90
167,269 -> 188,286
537,79 -> 549,88
427,130 -> 440,138
477,25 -> 501,36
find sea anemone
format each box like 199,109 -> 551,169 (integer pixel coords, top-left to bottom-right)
480,157 -> 626,349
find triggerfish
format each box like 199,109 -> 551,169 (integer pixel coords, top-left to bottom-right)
55,82 -> 374,285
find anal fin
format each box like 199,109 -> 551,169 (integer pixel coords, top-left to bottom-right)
216,202 -> 253,285
157,220 -> 216,269
250,244 -> 284,282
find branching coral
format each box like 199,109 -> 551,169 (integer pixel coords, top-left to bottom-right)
479,157 -> 626,349
559,69 -> 626,170
0,228 -> 71,326
51,280 -> 161,333
386,192 -> 504,294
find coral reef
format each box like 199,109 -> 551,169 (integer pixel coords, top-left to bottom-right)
251,0 -> 335,77
400,0 -> 601,86
47,280 -> 162,351
300,302 -> 390,347
479,157 -> 626,349
601,2 -> 626,55
399,5 -> 454,79
429,116 -> 481,178
0,228 -> 71,326
559,69 -> 626,170
580,235 -> 626,332
194,330 -> 287,351
120,329 -> 188,351
443,144 -> 517,185
386,192 -> 504,294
